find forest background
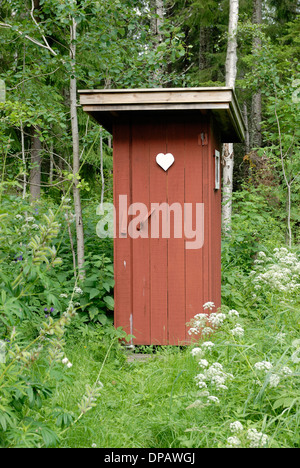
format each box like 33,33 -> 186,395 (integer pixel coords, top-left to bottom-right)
0,0 -> 299,449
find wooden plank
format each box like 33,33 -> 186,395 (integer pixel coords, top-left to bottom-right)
202,119 -> 211,307
149,123 -> 168,345
184,119 -> 204,341
209,119 -> 222,311
80,90 -> 233,105
131,123 -> 151,344
82,103 -> 230,112
166,121 -> 186,345
79,86 -> 234,93
113,123 -> 133,339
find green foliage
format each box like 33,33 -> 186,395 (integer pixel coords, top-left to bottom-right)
221,184 -> 284,308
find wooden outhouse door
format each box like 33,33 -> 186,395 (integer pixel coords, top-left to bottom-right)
113,116 -> 221,345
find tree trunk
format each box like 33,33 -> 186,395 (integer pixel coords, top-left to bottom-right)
222,0 -> 239,231
30,126 -> 41,200
151,0 -> 165,86
243,101 -> 250,155
20,121 -> 27,199
251,0 -> 262,148
70,18 -> 85,280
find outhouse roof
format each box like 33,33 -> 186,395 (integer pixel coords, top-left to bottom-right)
78,87 -> 245,143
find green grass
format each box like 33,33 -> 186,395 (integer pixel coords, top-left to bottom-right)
50,296 -> 300,449
55,342 -> 201,448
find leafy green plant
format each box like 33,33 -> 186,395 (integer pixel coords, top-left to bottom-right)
79,254 -> 115,323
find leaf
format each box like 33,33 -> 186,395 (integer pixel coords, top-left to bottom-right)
40,426 -> 60,447
103,295 -> 114,310
273,397 -> 298,410
88,305 -> 99,320
89,288 -> 100,300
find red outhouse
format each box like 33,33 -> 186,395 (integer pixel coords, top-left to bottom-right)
79,88 -> 245,345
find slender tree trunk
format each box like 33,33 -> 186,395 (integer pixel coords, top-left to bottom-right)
243,101 -> 250,155
225,0 -> 239,89
222,0 -> 239,231
70,18 -> 85,280
252,0 -> 262,148
20,121 -> 27,199
30,125 -> 41,200
151,0 -> 165,86
199,26 -> 208,71
49,140 -> 54,185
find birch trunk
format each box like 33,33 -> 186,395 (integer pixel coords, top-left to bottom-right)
70,18 -> 85,280
251,0 -> 262,148
222,0 -> 239,231
30,125 -> 41,200
151,0 -> 164,86
20,121 -> 27,199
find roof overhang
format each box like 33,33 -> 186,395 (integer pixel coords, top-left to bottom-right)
78,87 -> 245,143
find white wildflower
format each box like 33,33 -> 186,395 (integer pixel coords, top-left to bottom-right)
202,341 -> 215,351
228,309 -> 239,318
230,421 -> 244,433
254,361 -> 273,372
226,436 -> 241,448
281,366 -> 292,375
74,286 -> 83,295
269,373 -> 280,388
194,373 -> 207,389
230,325 -> 244,338
207,395 -> 220,404
62,357 -> 73,368
246,428 -> 268,448
208,313 -> 227,327
193,313 -> 209,327
198,359 -> 209,369
203,302 -> 215,310
191,347 -> 204,357
258,251 -> 266,258
60,293 -> 68,298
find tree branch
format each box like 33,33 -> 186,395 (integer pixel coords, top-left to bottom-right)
0,22 -> 57,55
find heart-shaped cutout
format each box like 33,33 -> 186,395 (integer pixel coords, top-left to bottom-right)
156,153 -> 175,171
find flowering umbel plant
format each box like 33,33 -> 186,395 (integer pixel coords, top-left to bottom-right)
226,421 -> 269,448
187,303 -> 244,409
250,248 -> 300,295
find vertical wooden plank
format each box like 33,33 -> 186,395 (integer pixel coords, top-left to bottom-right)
184,118 -> 204,341
149,122 -> 168,345
131,123 -> 151,344
209,119 -> 222,311
166,121 -> 186,345
113,123 -> 132,338
202,119 -> 211,306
